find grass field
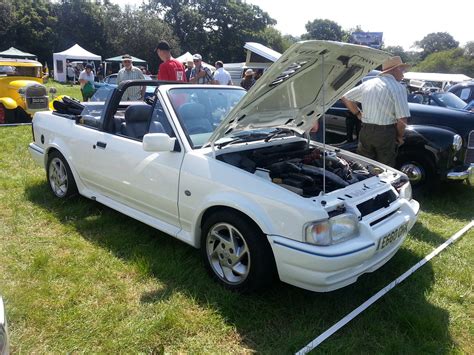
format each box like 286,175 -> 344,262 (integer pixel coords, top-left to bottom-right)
0,124 -> 473,353
44,80 -> 82,101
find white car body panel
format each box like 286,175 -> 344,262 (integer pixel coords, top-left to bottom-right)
29,41 -> 420,292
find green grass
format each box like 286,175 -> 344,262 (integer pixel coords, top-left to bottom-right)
0,125 -> 473,353
44,80 -> 82,101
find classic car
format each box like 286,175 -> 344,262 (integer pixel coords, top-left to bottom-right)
0,58 -> 50,124
448,80 -> 474,104
407,91 -> 471,111
29,41 -> 419,293
324,101 -> 474,187
92,74 -> 154,102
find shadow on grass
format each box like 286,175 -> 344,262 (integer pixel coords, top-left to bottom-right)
25,182 -> 456,353
415,182 -> 474,222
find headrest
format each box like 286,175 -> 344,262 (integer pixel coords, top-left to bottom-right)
124,105 -> 152,123
179,102 -> 206,119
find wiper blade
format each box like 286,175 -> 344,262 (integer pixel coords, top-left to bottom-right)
263,128 -> 295,142
213,132 -> 272,148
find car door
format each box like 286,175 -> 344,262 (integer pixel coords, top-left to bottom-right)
72,100 -> 184,229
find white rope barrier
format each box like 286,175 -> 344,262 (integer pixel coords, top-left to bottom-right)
296,220 -> 474,355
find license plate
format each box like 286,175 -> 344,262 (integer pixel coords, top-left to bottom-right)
31,97 -> 46,104
377,223 -> 408,250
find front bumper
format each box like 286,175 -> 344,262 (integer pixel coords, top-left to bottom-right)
446,163 -> 474,185
268,199 -> 419,292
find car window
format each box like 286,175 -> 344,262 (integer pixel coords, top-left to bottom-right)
168,87 -> 246,148
0,65 -> 41,78
433,92 -> 467,109
460,88 -> 471,101
149,100 -> 175,138
80,103 -> 106,128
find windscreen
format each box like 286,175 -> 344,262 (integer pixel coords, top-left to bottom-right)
0,65 -> 41,78
168,87 -> 246,148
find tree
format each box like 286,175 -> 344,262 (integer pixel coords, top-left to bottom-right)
146,0 -> 277,63
302,19 -> 343,41
383,46 -> 408,62
0,0 -> 58,64
415,32 -> 459,59
414,48 -> 474,77
464,41 -> 474,57
52,0 -> 107,55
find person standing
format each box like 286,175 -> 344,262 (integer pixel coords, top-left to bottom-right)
185,60 -> 194,82
213,61 -> 232,85
117,54 -> 145,101
155,40 -> 186,82
341,56 -> 410,167
240,69 -> 256,91
189,54 -> 213,84
66,63 -> 76,85
78,64 -> 95,101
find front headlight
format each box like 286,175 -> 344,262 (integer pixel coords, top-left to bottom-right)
18,87 -> 26,95
398,182 -> 412,201
452,134 -> 462,151
305,213 -> 358,246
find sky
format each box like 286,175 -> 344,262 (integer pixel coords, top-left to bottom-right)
112,0 -> 473,50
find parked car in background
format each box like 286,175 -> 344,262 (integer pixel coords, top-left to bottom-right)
324,101 -> 474,187
92,74 -> 154,102
29,41 -> 419,293
448,81 -> 474,106
103,73 -> 152,85
407,91 -> 471,111
0,58 -> 50,124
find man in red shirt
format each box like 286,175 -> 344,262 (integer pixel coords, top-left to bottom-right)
156,41 -> 187,82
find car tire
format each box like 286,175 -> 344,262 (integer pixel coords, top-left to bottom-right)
397,152 -> 436,189
46,150 -> 78,198
201,210 -> 276,293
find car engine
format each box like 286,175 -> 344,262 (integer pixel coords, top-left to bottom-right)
218,141 -> 383,197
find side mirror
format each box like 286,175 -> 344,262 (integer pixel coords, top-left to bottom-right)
143,133 -> 176,152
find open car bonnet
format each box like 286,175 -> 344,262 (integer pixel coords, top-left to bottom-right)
207,40 -> 390,145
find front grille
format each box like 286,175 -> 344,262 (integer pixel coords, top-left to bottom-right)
25,84 -> 47,97
25,84 -> 48,110
357,190 -> 397,218
466,130 -> 474,164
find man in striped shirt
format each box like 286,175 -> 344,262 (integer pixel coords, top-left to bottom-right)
117,54 -> 145,101
341,56 -> 410,167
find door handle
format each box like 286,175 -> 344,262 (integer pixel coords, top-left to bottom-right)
96,141 -> 107,149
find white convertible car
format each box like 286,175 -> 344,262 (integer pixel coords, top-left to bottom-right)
29,41 -> 419,293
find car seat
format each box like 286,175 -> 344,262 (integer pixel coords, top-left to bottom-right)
121,104 -> 152,139
178,102 -> 213,134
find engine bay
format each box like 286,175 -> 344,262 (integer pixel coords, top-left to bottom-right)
217,141 -> 384,197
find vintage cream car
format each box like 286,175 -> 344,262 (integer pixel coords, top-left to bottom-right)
0,58 -> 49,124
29,41 -> 419,293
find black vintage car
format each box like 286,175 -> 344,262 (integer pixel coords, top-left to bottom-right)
323,101 -> 474,187
448,81 -> 474,106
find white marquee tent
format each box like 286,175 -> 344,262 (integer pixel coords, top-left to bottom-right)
175,51 -> 215,71
53,44 -> 101,82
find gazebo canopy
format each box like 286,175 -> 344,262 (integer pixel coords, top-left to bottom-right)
54,44 -> 101,61
0,47 -> 36,59
175,51 -> 215,70
105,55 -> 147,64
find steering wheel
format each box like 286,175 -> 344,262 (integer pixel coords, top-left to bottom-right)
188,126 -> 210,134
